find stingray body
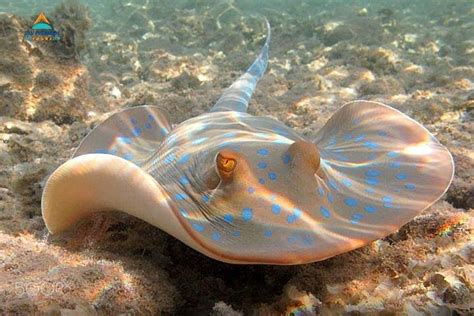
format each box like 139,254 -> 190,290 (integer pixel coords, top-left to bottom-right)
42,20 -> 454,265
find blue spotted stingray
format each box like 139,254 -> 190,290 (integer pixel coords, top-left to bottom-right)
42,20 -> 454,264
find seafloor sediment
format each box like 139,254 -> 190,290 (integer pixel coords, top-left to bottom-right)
0,0 -> 472,314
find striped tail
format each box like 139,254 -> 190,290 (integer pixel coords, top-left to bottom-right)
210,17 -> 271,113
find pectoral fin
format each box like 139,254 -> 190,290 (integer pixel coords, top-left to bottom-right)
74,106 -> 172,166
312,100 -> 453,240
42,154 -> 167,233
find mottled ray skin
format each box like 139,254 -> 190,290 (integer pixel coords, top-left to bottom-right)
42,19 -> 454,265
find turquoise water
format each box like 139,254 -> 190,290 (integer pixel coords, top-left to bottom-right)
3,0 -> 470,94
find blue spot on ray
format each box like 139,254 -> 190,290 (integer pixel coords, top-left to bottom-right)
328,193 -> 334,203
283,153 -> 291,164
268,172 -> 277,181
178,153 -> 190,164
364,141 -> 378,149
396,173 -> 408,180
264,230 -> 272,237
160,127 -> 168,136
224,214 -> 233,223
257,161 -> 267,169
248,187 -> 256,194
233,231 -> 241,237
175,193 -> 188,201
164,154 -> 175,164
257,148 -> 269,156
287,215 -> 296,223
95,149 -> 109,154
320,206 -> 331,218
144,122 -> 152,129
212,232 -> 221,241
344,198 -> 358,207
366,169 -> 381,177
242,208 -> 253,222
179,176 -> 190,185
132,127 -> 142,136
388,151 -> 400,158
365,177 -> 379,186
271,204 -> 281,215
259,178 -> 266,184
131,117 -> 138,124
192,223 -> 205,232
288,235 -> 298,243
405,183 -> 416,190
390,161 -> 401,168
318,187 -> 324,197
383,196 -> 394,208
364,205 -> 377,213
287,208 -> 302,224
202,195 -> 210,203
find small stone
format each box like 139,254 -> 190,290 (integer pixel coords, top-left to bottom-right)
110,86 -> 121,99
34,71 -> 60,89
357,8 -> 368,16
171,72 -> 201,90
359,77 -> 406,96
120,75 -> 136,85
0,74 -> 12,92
404,34 -> 418,44
322,24 -> 354,46
0,187 -> 9,200
3,120 -> 33,135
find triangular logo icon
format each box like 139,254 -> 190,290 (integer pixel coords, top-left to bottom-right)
33,11 -> 50,25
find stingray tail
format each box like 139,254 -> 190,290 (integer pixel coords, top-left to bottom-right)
313,100 -> 454,228
210,17 -> 271,113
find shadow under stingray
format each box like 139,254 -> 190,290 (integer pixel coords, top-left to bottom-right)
48,211 -> 376,314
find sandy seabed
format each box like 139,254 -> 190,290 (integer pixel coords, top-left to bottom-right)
0,0 -> 472,314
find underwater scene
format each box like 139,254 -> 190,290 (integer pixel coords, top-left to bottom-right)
0,0 -> 473,314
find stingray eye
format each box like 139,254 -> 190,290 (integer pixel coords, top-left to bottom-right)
217,153 -> 236,173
